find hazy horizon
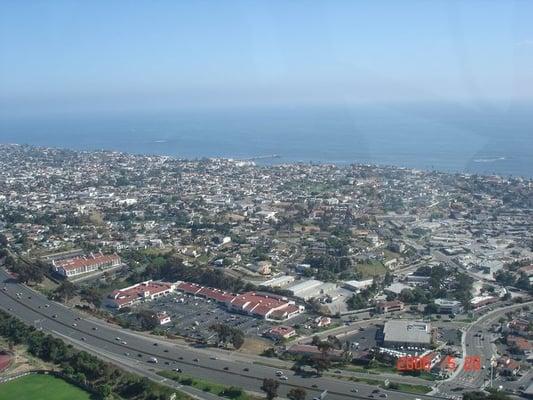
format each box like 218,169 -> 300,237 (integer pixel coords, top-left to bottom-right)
2,1 -> 533,117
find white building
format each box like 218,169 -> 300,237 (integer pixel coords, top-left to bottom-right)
343,279 -> 374,292
287,279 -> 337,300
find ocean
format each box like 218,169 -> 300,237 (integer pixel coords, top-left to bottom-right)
0,103 -> 532,177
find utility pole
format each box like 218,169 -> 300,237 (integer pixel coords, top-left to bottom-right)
490,356 -> 496,388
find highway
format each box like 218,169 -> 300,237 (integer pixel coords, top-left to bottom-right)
0,268 -> 440,400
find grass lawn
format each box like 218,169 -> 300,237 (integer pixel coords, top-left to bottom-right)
387,382 -> 432,394
158,371 -> 254,400
0,374 -> 93,400
355,260 -> 387,278
337,375 -> 431,395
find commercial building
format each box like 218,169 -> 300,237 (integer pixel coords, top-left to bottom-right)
106,280 -> 177,309
261,275 -> 295,288
343,279 -> 374,292
314,316 -> 332,327
434,298 -> 463,314
156,312 -> 171,325
376,300 -> 405,314
382,320 -> 433,348
227,292 -> 304,321
470,295 -> 498,309
52,252 -> 121,278
266,326 -> 297,340
175,282 -> 304,321
287,279 -> 336,300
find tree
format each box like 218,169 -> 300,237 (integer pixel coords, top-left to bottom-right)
288,387 -> 307,400
326,335 -> 342,350
209,323 -> 232,347
16,263 -> 44,284
136,309 -> 159,331
98,384 -> 113,399
424,302 -> 439,314
222,386 -> 244,399
317,340 -> 333,356
80,287 -> 102,308
231,330 -> 245,349
311,357 -> 331,376
53,281 -> 78,302
209,323 -> 244,349
261,378 -> 280,400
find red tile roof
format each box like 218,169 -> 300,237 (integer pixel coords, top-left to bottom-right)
109,281 -> 173,306
55,253 -> 120,271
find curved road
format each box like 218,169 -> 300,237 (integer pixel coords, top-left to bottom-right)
0,268 -> 441,400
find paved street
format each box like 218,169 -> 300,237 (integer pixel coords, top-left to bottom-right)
0,268 -> 441,400
436,300 -> 533,396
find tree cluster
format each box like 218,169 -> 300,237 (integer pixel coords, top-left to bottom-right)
0,311 -> 183,400
129,252 -> 254,294
209,323 -> 245,349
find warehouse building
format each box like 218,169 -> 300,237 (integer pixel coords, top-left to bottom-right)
382,320 -> 433,348
342,279 -> 374,292
287,279 -> 337,300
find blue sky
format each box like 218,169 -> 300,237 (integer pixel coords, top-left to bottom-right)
1,0 -> 532,115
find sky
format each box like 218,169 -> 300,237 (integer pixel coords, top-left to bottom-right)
1,0 -> 533,116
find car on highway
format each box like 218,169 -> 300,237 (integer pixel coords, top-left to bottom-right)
243,368 -> 249,372
52,314 -> 58,318
223,366 -> 229,370
279,376 -> 288,381
121,341 -> 127,345
351,388 -> 359,393
174,368 -> 183,373
115,337 -> 121,341
210,356 -> 218,360
193,358 -> 199,362
147,357 -> 158,364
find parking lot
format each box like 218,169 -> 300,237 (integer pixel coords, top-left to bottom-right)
437,327 -> 463,347
123,292 -> 308,342
342,324 -> 380,351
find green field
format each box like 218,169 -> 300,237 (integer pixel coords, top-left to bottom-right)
0,374 -> 93,400
355,260 -> 387,278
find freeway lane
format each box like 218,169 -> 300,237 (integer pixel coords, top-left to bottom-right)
0,269 -> 439,400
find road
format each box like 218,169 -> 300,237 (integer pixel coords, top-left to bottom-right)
0,268 -> 441,400
436,300 -> 533,396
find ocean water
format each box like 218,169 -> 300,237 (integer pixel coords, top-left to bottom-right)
0,103 -> 532,177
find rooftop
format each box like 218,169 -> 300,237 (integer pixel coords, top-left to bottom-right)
383,320 -> 432,345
